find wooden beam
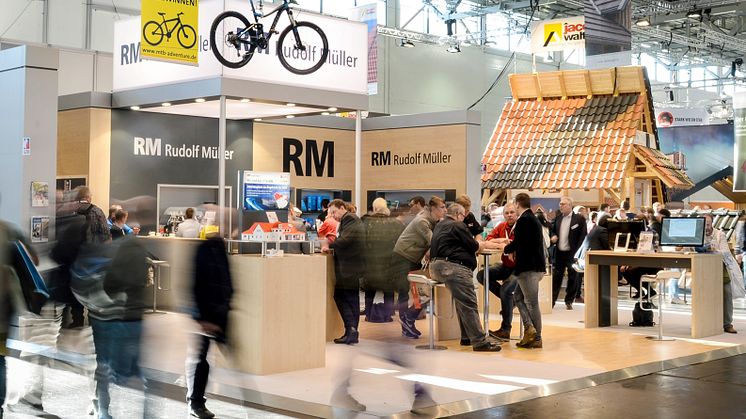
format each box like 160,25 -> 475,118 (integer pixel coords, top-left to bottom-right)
606,188 -> 623,205
481,188 -> 503,206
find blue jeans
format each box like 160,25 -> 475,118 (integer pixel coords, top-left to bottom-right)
90,318 -> 143,416
430,260 -> 487,347
514,271 -> 544,340
476,264 -> 517,332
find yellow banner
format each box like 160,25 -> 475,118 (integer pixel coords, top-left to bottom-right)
140,0 -> 199,65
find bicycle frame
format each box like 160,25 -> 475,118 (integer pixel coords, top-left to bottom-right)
238,0 -> 297,45
158,13 -> 185,36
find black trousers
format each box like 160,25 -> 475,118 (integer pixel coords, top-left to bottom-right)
552,250 -> 579,306
334,288 -> 360,330
186,334 -> 211,407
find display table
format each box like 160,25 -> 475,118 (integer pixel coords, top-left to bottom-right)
584,250 -> 723,338
229,254 -> 328,375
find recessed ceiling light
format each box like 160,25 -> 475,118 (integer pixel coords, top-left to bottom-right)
286,103 -> 296,107
255,118 -> 262,121
286,115 -> 295,118
328,107 -> 337,112
195,98 -> 206,103
240,98 -> 251,103
130,105 -> 140,110
635,18 -> 650,27
161,102 -> 171,107
321,112 -> 330,116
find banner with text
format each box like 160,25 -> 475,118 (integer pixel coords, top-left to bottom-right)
734,91 -> 746,191
140,0 -> 199,65
654,107 -> 709,128
351,4 -> 377,95
530,16 -> 585,54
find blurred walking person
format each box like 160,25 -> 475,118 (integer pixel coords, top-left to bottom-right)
186,234 -> 233,418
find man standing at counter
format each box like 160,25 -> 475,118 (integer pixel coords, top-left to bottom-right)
430,204 -> 501,352
323,200 -> 365,345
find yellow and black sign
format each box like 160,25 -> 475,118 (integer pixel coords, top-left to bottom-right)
140,0 -> 199,65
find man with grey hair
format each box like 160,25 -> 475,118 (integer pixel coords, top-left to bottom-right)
550,196 -> 587,310
429,204 -> 501,352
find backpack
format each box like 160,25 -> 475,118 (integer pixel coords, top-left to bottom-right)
49,204 -> 94,302
629,301 -> 655,327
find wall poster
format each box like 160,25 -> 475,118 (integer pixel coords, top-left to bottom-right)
31,216 -> 49,243
31,181 -> 49,207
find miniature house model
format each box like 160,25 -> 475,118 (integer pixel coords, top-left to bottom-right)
242,222 -> 306,241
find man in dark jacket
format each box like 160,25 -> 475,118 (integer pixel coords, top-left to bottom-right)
550,196 -> 587,310
186,236 -> 234,419
498,193 -> 546,349
430,204 -> 501,352
323,199 -> 365,344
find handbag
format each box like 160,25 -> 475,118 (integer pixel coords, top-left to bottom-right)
11,240 -> 49,315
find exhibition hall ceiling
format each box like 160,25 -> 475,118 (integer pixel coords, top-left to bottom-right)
136,99 -> 332,120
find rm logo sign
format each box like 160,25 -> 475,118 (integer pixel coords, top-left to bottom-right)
283,138 -> 335,177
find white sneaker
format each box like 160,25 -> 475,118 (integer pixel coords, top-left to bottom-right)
670,296 -> 684,305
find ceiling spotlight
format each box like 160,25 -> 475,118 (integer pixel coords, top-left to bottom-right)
321,112 -> 330,116
195,98 -> 205,103
640,43 -> 652,49
686,10 -> 702,19
240,98 -> 251,103
400,39 -> 415,48
286,115 -> 295,118
286,103 -> 296,107
254,118 -> 262,121
328,107 -> 337,112
446,43 -> 461,53
130,105 -> 140,111
161,102 -> 171,107
635,18 -> 650,27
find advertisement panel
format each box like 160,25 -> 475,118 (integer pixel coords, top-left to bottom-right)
140,0 -> 200,65
530,16 -> 585,54
350,3 -> 377,95
657,124 -> 733,184
654,107 -> 709,128
734,91 -> 746,191
242,171 -> 291,211
584,0 -> 632,69
114,0 -> 367,94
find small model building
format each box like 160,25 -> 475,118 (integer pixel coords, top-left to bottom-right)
242,222 -> 306,241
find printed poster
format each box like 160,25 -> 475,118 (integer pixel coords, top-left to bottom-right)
31,181 -> 49,207
140,0 -> 199,65
31,216 -> 49,243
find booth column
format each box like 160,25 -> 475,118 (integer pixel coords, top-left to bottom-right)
0,45 -> 58,230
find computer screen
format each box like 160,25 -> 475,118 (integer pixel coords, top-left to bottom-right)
605,220 -> 645,250
660,217 -> 706,247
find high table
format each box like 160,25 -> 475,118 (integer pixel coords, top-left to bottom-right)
584,250 -> 723,338
477,249 -> 500,338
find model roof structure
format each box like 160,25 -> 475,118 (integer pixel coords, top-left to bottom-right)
481,66 -> 693,203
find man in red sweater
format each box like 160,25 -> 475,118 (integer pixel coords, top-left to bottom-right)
475,203 -> 518,342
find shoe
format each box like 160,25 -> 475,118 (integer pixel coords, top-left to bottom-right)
402,330 -> 419,339
524,338 -> 543,349
460,338 -> 471,346
333,331 -> 349,344
517,326 -> 537,347
189,405 -> 216,419
473,341 -> 502,352
575,296 -> 585,304
619,279 -> 629,285
565,303 -> 573,310
400,318 -> 421,337
670,297 -> 684,305
724,325 -> 737,334
489,329 -> 511,341
346,328 -> 359,344
631,292 -> 640,299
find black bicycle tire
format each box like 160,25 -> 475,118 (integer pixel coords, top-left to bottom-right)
277,21 -> 329,75
177,24 -> 197,49
143,21 -> 164,46
210,11 -> 255,69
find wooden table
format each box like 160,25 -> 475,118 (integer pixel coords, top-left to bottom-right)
584,250 -> 723,338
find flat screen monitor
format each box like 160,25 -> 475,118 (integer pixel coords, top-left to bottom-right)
660,217 -> 706,247
605,220 -> 645,250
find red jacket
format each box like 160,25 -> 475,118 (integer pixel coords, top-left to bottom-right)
487,221 -> 515,268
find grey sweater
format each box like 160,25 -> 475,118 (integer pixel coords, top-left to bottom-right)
393,209 -> 437,263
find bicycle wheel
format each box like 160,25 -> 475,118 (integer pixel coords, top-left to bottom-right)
142,21 -> 164,46
277,21 -> 329,75
210,11 -> 256,69
177,24 -> 197,49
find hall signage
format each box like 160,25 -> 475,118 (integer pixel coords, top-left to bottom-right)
531,16 -> 586,54
140,0 -> 200,65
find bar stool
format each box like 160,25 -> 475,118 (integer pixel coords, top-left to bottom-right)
408,273 -> 448,350
640,270 -> 682,341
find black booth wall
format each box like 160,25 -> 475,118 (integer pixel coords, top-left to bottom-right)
109,110 -> 253,234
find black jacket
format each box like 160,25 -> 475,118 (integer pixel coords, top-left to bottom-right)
430,217 -> 479,271
193,237 -> 234,336
586,226 -> 610,251
551,212 -> 587,255
329,212 -> 365,289
503,209 -> 546,274
463,212 -> 484,237
362,214 -> 404,291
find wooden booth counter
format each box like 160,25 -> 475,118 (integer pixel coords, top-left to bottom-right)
584,250 -> 723,338
229,254 -> 328,375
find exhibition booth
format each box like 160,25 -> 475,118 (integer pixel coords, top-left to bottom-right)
3,1 -> 745,416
